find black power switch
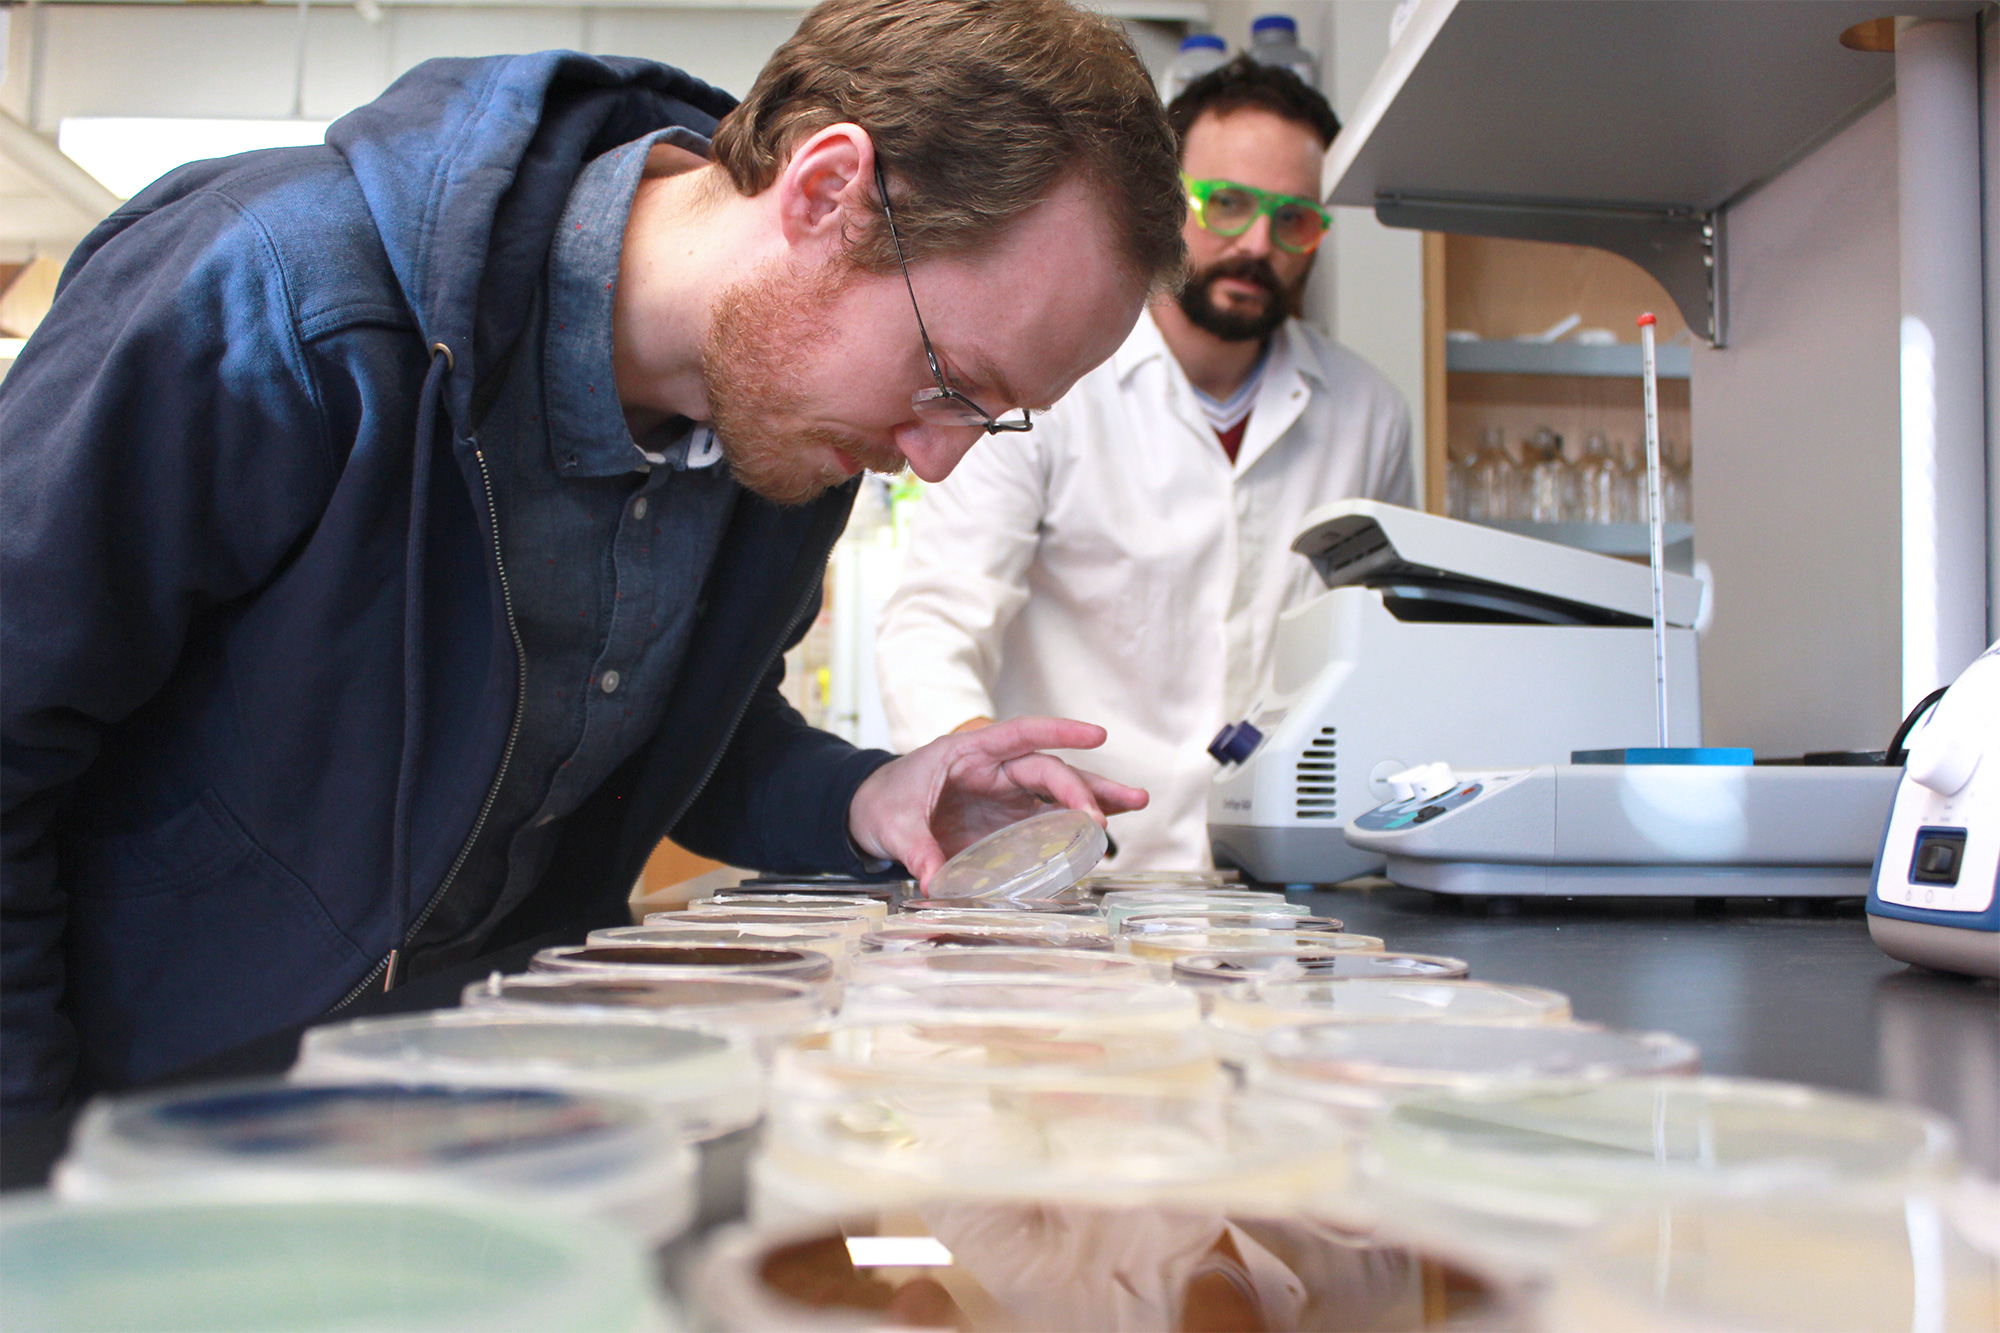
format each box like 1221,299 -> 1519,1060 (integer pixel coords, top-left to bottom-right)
1908,828 -> 1967,886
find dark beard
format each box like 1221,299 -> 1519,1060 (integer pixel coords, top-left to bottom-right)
1176,255 -> 1306,343
702,262 -> 909,507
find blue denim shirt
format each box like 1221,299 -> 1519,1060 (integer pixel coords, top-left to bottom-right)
414,128 -> 738,959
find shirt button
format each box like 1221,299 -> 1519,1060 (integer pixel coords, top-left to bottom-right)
631,496 -> 649,520
600,670 -> 621,695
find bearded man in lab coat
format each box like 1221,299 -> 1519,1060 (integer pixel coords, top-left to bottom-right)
877,56 -> 1412,869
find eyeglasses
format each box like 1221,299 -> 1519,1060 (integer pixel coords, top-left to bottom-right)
1183,174 -> 1332,255
874,158 -> 1032,434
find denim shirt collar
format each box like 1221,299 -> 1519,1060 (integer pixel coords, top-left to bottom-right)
544,126 -> 717,477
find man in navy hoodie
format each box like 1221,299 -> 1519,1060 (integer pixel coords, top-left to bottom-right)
0,0 -> 1187,1114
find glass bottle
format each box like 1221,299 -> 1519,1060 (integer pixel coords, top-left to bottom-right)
1663,438 -> 1693,524
1526,427 -> 1572,523
1612,438 -> 1642,523
1469,425 -> 1515,523
1577,432 -> 1617,524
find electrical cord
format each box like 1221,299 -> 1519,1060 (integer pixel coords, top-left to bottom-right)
1884,686 -> 1951,766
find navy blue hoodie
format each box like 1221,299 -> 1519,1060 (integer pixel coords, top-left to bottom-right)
0,53 -> 893,1115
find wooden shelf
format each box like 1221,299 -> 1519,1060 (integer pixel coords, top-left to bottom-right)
1446,340 -> 1691,380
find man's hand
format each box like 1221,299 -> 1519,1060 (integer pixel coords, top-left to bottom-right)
849,717 -> 1147,889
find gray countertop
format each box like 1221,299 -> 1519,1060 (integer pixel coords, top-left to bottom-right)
1299,880 -> 1999,1176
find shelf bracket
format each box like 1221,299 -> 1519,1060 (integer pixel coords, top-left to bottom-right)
1374,194 -> 1727,348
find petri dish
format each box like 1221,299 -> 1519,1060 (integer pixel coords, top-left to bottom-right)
1119,912 -> 1346,936
900,896 -> 1105,917
532,943 -> 835,986
1369,1078 -> 1963,1278
1209,981 -> 1570,1065
461,972 -> 826,1053
0,1193 -> 665,1333
694,1198 -> 1515,1333
54,1079 -> 698,1242
294,1010 -> 762,1140
675,908 -> 874,938
839,978 -> 1199,1031
861,924 -> 1114,954
701,892 -> 889,919
591,922 -> 851,965
1540,1181 -> 2000,1332
1171,951 -> 1470,990
758,1023 -> 1343,1219
1102,892 -> 1295,928
1255,1022 -> 1695,1115
846,949 -> 1154,988
1084,869 -> 1242,889
1119,930 -> 1386,962
925,809 -> 1107,903
897,909 -> 1108,935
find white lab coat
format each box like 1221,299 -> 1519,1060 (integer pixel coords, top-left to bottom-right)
877,309 -> 1412,868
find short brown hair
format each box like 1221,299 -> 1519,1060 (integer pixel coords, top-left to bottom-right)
713,0 -> 1185,287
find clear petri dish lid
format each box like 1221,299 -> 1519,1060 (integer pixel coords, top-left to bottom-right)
1258,1022 -> 1696,1097
678,907 -> 875,936
590,925 -> 850,962
703,892 -> 889,917
1171,951 -> 1470,988
898,909 -> 1108,935
1541,1180 -> 2000,1333
0,1193 -> 663,1333
742,876 -> 912,897
1119,931 -> 1385,961
52,1079 -> 697,1242
532,943 -> 836,985
695,1196 -> 1516,1333
1102,892 -> 1293,927
1368,1077 -> 1960,1216
1233,978 -> 1572,1029
925,809 -> 1107,903
846,949 -> 1154,987
840,978 -> 1199,1030
779,1020 -> 1218,1086
293,1010 -> 762,1139
861,925 -> 1114,954
901,896 -> 1104,916
1119,912 -> 1345,935
1083,868 -> 1242,888
463,971 -> 823,1023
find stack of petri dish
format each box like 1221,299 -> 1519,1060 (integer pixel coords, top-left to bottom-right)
53,1078 -> 700,1242
1171,950 -> 1471,993
293,1010 -> 764,1140
0,1193 -> 668,1333
693,1195 -> 1518,1333
461,972 -> 828,1055
693,892 -> 889,920
838,977 -> 1201,1032
752,1021 -> 1346,1224
1120,926 -> 1386,965
1100,890 -> 1297,930
861,922 -> 1114,954
663,908 -> 876,940
1361,1076 -> 1964,1279
1207,979 -> 1573,1062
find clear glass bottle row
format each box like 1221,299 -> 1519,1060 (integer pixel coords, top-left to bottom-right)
1446,426 -> 1691,526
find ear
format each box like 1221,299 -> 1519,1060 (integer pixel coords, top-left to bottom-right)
771,123 -> 876,257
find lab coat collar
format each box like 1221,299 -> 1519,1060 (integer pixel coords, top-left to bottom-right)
1111,310 -> 1320,475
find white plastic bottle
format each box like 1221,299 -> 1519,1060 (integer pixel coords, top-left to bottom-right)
1248,15 -> 1318,89
1163,33 -> 1230,102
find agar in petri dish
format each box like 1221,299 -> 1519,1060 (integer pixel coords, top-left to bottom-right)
925,809 -> 1107,903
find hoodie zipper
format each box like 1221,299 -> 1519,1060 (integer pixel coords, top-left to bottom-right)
331,442 -> 525,1009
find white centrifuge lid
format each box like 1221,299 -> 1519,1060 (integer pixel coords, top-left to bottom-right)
925,809 -> 1106,903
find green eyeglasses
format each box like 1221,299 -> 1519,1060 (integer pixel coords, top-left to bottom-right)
1183,175 -> 1332,255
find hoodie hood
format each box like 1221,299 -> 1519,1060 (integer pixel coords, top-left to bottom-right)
327,52 -> 736,426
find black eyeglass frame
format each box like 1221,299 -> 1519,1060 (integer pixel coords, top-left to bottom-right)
873,158 -> 1033,435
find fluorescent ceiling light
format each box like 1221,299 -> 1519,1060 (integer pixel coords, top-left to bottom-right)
843,1236 -> 954,1267
58,118 -> 332,201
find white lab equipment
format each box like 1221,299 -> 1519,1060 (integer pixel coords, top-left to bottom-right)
1206,501 -> 1701,884
1867,642 -> 2000,978
1341,760 -> 1902,898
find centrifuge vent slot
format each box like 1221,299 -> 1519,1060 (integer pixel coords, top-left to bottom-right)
1296,727 -> 1337,819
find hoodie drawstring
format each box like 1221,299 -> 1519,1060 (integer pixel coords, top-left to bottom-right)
386,340 -> 453,990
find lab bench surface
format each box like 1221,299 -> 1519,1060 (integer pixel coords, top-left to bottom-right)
3,885 -> 1993,1197
1302,880 -> 1999,1176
